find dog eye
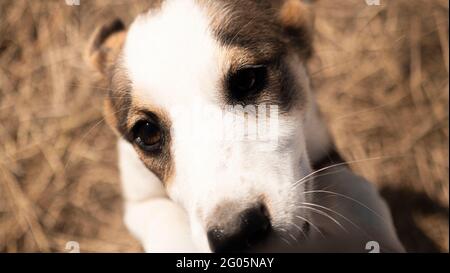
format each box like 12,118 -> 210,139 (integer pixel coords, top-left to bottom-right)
228,65 -> 267,101
132,120 -> 162,152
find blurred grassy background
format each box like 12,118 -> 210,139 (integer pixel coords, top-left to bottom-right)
0,0 -> 448,252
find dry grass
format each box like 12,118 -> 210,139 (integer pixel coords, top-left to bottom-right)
0,0 -> 448,253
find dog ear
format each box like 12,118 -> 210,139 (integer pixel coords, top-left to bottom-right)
276,0 -> 314,59
86,19 -> 127,75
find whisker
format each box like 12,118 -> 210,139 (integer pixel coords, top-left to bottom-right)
288,232 -> 299,243
300,202 -> 366,235
279,235 -> 291,247
279,228 -> 294,247
302,190 -> 388,226
292,222 -> 307,240
297,205 -> 348,233
300,202 -> 389,252
295,215 -> 324,238
292,155 -> 406,189
290,168 -> 345,191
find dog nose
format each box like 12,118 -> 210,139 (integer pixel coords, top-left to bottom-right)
207,203 -> 271,252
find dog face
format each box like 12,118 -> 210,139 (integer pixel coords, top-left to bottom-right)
88,0 -> 317,252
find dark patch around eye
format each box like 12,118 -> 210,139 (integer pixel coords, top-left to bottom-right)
226,65 -> 268,104
126,111 -> 174,185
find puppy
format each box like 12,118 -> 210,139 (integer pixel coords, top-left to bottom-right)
86,0 -> 405,253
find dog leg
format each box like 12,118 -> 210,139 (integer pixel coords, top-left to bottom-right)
124,199 -> 197,252
118,139 -> 197,252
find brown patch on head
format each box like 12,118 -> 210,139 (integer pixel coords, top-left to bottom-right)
202,0 -> 286,62
201,0 -> 313,60
199,0 -> 312,112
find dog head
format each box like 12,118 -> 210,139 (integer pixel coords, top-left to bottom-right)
87,0 -> 320,252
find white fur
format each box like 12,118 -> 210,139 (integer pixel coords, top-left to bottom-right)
117,0 -> 404,253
